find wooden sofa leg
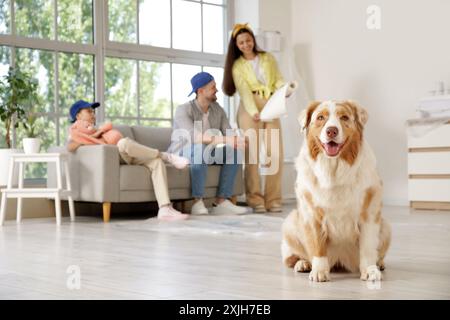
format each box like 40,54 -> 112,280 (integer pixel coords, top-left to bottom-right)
103,202 -> 111,223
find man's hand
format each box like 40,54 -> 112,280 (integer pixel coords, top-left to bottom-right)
253,113 -> 261,122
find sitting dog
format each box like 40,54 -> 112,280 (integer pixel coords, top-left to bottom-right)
281,100 -> 391,282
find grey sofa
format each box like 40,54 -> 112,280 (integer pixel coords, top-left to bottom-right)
48,125 -> 243,222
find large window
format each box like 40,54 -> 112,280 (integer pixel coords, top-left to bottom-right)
0,1 -> 10,35
0,0 -> 230,180
104,59 -> 226,128
0,46 -> 9,148
109,0 -> 226,54
105,0 -> 229,128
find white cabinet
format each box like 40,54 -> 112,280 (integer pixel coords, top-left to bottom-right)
407,120 -> 450,210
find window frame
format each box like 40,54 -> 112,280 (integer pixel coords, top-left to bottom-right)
104,0 -> 231,125
0,0 -> 234,148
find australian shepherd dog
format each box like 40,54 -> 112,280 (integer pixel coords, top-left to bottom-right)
281,100 -> 391,282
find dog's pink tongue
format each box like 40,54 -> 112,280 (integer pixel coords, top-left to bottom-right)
325,142 -> 340,156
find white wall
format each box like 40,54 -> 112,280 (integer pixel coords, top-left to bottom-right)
234,0 -> 260,30
291,0 -> 450,205
259,0 -> 291,40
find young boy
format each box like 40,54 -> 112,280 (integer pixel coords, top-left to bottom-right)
67,99 -> 189,221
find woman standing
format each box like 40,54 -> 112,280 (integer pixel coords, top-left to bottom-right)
223,23 -> 290,213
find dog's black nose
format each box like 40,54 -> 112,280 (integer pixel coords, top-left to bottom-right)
326,126 -> 338,139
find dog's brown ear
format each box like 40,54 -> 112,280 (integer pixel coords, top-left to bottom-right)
298,101 -> 321,132
344,100 -> 368,127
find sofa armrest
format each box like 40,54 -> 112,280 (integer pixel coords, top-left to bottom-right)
47,145 -> 120,202
71,145 -> 121,203
48,145 -> 120,203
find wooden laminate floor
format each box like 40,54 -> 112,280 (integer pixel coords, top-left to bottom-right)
0,203 -> 449,300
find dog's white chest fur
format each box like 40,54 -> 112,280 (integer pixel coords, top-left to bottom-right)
295,140 -> 378,242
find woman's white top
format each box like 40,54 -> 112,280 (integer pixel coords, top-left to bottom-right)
250,55 -> 267,85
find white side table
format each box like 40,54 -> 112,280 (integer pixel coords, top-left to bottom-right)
0,153 -> 75,226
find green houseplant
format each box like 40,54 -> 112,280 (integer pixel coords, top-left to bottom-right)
0,66 -> 39,148
22,110 -> 40,138
21,108 -> 43,154
0,66 -> 39,184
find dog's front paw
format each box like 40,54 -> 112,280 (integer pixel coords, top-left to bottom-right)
309,268 -> 330,282
360,265 -> 382,281
294,259 -> 311,273
309,257 -> 330,282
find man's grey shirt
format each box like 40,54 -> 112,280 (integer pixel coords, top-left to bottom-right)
167,99 -> 232,154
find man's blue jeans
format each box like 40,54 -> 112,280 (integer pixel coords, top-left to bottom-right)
182,144 -> 243,199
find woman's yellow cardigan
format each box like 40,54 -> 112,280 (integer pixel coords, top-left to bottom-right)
232,52 -> 285,117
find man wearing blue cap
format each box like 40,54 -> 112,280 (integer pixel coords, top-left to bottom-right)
168,72 -> 247,215
66,99 -> 190,221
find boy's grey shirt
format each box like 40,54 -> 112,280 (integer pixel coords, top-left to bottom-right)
167,99 -> 233,154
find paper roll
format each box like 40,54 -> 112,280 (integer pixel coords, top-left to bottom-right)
286,81 -> 298,97
260,83 -> 289,121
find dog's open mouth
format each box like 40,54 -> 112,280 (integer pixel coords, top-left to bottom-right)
321,141 -> 344,157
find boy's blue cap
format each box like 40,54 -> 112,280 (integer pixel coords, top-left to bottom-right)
188,72 -> 215,97
69,100 -> 100,123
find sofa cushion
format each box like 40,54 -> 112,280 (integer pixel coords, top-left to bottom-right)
119,165 -> 152,191
166,165 -> 221,189
165,166 -> 191,189
114,125 -> 135,140
120,164 -> 226,192
132,126 -> 172,151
